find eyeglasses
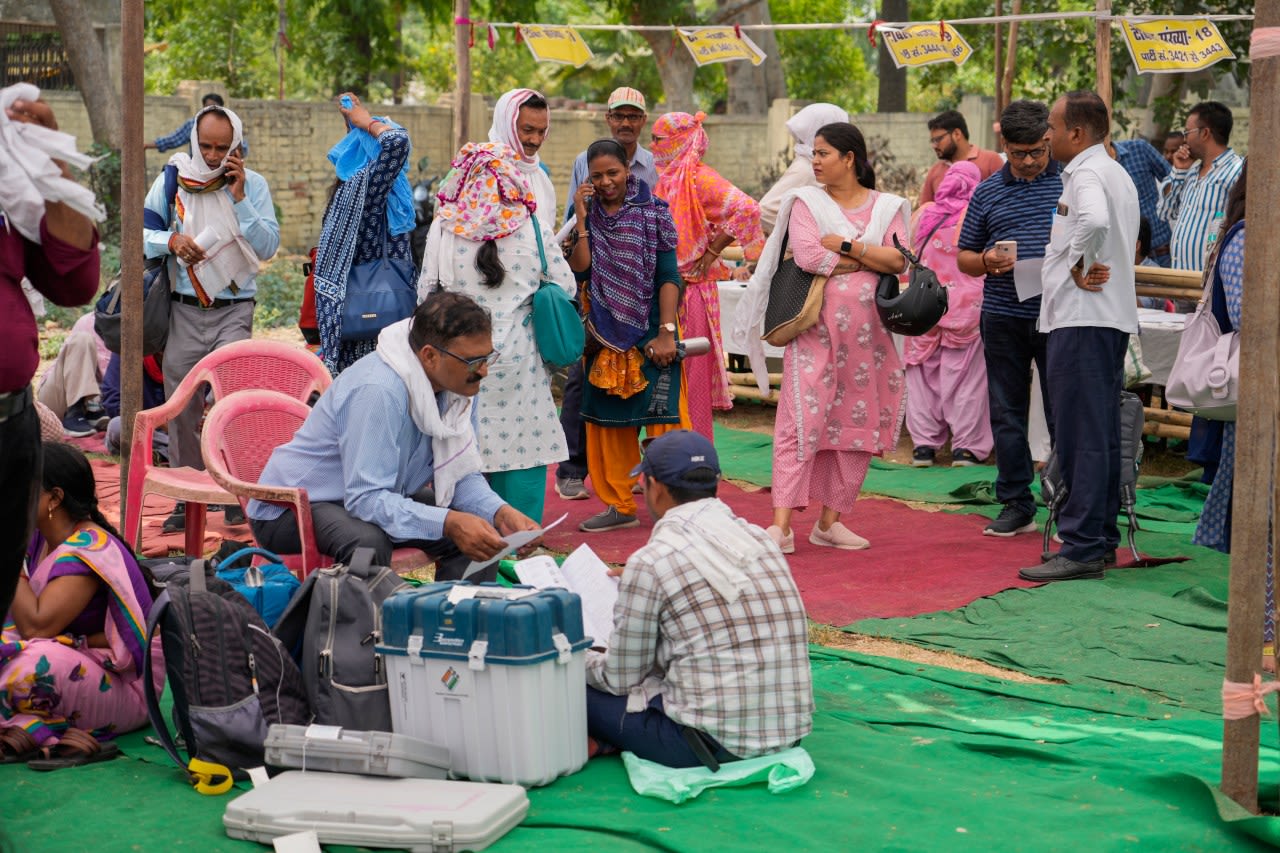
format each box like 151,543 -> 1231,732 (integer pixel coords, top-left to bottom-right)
1180,126 -> 1205,138
929,133 -> 952,146
1006,146 -> 1049,161
608,112 -> 646,124
434,344 -> 499,372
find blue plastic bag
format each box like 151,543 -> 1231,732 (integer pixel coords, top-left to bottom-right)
215,547 -> 301,628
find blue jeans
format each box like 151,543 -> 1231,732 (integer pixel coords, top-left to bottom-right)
586,687 -> 738,769
980,312 -> 1052,514
557,361 -> 588,481
1047,326 -> 1127,562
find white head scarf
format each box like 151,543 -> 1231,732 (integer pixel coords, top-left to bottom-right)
0,83 -> 103,243
487,89 -> 558,228
170,104 -> 245,182
785,103 -> 851,161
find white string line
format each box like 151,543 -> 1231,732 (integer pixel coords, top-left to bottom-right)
469,13 -> 1254,34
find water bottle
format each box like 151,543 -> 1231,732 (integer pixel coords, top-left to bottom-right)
1203,211 -> 1224,264
676,337 -> 711,360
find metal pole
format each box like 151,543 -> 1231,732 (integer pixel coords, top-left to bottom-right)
453,0 -> 472,154
118,0 -> 145,531
1221,0 -> 1280,813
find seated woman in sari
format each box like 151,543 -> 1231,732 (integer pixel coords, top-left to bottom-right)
567,139 -> 691,533
420,141 -> 576,523
0,442 -> 159,768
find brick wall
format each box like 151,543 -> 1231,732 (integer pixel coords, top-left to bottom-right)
40,91 -> 1251,254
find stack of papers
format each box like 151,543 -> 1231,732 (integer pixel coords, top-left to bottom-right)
513,544 -> 619,649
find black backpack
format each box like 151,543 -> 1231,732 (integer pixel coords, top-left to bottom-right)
143,560 -> 310,791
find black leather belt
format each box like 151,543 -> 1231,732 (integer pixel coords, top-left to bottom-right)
0,387 -> 31,423
171,293 -> 256,310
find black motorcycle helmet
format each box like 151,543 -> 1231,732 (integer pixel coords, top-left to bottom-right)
875,234 -> 949,336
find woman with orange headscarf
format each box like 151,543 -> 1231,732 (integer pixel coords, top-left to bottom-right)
651,112 -> 764,441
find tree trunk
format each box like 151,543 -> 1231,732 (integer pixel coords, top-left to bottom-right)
637,29 -> 697,113
48,0 -> 121,148
1139,73 -> 1186,140
720,0 -> 786,115
877,0 -> 909,112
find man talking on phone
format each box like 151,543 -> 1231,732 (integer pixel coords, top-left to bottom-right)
143,104 -> 280,533
956,100 -> 1063,538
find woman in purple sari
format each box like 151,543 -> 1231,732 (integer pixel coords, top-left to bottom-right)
0,443 -> 160,768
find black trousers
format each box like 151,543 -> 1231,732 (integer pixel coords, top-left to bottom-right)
980,313 -> 1053,514
250,501 -> 486,583
1046,326 -> 1127,562
0,394 -> 41,617
556,360 -> 588,481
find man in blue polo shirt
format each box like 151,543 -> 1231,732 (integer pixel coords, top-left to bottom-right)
957,100 -> 1063,537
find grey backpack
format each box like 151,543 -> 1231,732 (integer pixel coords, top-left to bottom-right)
272,548 -> 410,731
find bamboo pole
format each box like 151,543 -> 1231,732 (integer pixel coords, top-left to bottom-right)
118,0 -> 145,530
729,385 -> 779,404
453,0 -> 471,154
1000,0 -> 1021,113
993,0 -> 1003,117
1221,0 -> 1280,813
1142,422 -> 1190,441
1142,408 -> 1193,427
1135,285 -> 1203,302
1096,0 -> 1112,110
1135,266 -> 1202,287
727,372 -> 783,386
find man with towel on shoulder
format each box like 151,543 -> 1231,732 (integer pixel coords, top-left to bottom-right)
488,88 -> 557,229
585,430 -> 813,768
143,103 -> 280,533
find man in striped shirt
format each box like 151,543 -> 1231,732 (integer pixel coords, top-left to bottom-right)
585,430 -> 813,768
1156,101 -> 1242,272
957,100 -> 1063,538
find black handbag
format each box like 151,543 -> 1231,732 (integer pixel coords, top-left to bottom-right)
94,257 -> 171,356
340,219 -> 417,342
762,231 -> 827,347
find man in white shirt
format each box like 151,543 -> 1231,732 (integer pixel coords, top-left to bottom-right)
1020,91 -> 1138,583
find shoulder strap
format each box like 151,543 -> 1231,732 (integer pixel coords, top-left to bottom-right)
532,218 -> 550,278
162,165 -> 179,228
142,589 -> 184,772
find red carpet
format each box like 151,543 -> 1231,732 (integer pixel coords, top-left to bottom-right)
540,479 -> 1067,626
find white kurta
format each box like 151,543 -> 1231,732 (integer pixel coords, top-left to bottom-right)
421,216 -> 577,473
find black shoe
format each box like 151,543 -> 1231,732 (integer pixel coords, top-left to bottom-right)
222,503 -> 246,525
1104,549 -> 1117,567
162,502 -> 186,534
83,398 -> 109,431
1019,553 -> 1105,582
60,402 -> 96,438
912,446 -> 936,467
951,448 -> 982,467
983,505 -> 1036,537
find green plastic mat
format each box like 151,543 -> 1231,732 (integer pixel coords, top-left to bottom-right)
4,647 -> 1279,851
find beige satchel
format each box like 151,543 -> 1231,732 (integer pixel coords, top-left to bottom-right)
762,242 -> 828,347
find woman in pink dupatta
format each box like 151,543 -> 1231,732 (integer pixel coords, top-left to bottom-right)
651,112 -> 764,441
0,443 -> 160,767
903,161 -> 992,467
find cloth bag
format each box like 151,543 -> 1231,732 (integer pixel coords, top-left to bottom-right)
527,219 -> 585,368
341,219 -> 417,342
1165,225 -> 1239,422
620,746 -> 815,804
762,230 -> 827,347
214,546 -> 301,629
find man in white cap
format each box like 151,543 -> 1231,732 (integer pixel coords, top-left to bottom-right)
553,87 -> 658,502
563,87 -> 658,225
488,88 -> 556,229
143,104 -> 280,532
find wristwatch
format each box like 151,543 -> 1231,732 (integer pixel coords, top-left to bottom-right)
659,322 -> 677,334
840,239 -> 853,255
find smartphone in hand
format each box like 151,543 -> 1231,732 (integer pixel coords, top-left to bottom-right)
994,240 -> 1017,264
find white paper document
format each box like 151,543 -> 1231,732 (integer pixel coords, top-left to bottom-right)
554,215 -> 577,244
514,544 -> 619,648
1013,258 -> 1044,302
460,512 -> 568,580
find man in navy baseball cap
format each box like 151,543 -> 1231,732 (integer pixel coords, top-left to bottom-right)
630,429 -> 721,508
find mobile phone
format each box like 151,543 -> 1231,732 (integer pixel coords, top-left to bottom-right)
994,240 -> 1017,262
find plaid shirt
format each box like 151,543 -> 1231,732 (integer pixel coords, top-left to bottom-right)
586,500 -> 814,757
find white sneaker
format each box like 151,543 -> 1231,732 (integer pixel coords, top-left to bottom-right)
765,525 -> 795,555
809,521 -> 870,550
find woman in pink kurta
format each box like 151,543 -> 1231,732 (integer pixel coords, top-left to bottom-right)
904,160 -> 992,467
765,123 -> 910,553
651,112 -> 765,441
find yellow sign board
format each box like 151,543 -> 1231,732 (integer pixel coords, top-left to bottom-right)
880,24 -> 973,69
1120,19 -> 1235,74
678,28 -> 766,68
518,24 -> 594,68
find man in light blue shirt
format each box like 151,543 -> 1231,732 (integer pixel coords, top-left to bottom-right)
143,105 -> 278,532
1021,91 -> 1138,584
1155,101 -> 1242,272
555,87 -> 657,502
249,293 -> 540,581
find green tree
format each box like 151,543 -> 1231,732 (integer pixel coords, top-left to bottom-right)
772,0 -> 875,113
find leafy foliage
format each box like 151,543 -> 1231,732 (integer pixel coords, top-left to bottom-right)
253,255 -> 308,329
772,0 -> 874,112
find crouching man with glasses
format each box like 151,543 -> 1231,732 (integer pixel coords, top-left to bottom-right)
248,292 -> 539,580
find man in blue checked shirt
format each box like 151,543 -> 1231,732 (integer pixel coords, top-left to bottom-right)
1109,136 -> 1170,266
144,93 -> 249,158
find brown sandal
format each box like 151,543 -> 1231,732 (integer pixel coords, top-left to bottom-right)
26,728 -> 120,771
0,727 -> 39,764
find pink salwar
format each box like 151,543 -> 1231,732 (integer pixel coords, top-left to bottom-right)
771,195 -> 908,512
0,526 -> 160,746
678,278 -> 725,440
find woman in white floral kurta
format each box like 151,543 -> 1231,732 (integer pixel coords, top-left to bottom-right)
418,142 -> 577,524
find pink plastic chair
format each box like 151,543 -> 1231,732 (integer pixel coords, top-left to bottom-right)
200,389 -> 330,578
125,339 -> 332,557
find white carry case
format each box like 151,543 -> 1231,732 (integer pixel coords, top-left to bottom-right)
223,771 -> 528,852
264,724 -> 451,779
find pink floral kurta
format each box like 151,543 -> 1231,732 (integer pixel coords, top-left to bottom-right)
772,194 -> 908,508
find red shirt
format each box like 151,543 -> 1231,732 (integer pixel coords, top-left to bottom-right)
919,147 -> 1005,206
1,216 -> 100,393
